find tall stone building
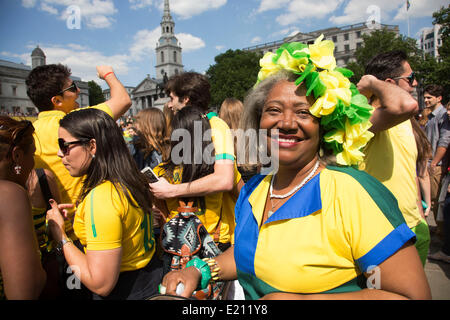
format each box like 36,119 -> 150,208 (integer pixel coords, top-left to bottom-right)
155,0 -> 183,80
125,0 -> 184,115
243,22 -> 399,67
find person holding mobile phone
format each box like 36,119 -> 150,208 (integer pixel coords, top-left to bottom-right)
46,108 -> 162,300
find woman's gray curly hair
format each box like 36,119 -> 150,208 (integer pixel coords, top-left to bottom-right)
240,70 -> 337,166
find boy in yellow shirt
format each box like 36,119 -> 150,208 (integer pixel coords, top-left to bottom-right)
26,64 -> 132,240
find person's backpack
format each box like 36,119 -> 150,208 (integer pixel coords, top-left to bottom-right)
160,200 -> 227,300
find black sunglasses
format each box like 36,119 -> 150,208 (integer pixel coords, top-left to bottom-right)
58,138 -> 90,154
57,81 -> 78,95
393,72 -> 415,86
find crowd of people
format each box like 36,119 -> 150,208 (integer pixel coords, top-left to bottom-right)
0,35 -> 448,300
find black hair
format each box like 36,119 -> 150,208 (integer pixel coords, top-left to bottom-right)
365,50 -> 408,80
59,108 -> 152,214
165,72 -> 211,111
26,64 -> 72,112
424,84 -> 443,98
162,105 -> 215,184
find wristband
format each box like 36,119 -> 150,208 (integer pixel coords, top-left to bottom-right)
203,258 -> 221,282
186,258 -> 211,289
103,71 -> 114,79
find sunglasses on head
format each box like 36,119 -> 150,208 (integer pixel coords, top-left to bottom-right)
58,138 -> 90,154
393,72 -> 415,86
57,81 -> 78,95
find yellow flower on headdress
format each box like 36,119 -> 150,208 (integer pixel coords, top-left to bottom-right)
325,120 -> 374,166
309,70 -> 352,117
257,52 -> 282,82
308,34 -> 336,71
277,49 -> 310,73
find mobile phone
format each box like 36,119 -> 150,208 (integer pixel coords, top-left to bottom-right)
141,166 -> 160,183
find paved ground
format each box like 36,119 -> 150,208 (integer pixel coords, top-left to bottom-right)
425,233 -> 450,300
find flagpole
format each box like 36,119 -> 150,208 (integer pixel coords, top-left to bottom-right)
406,0 -> 410,37
407,8 -> 410,37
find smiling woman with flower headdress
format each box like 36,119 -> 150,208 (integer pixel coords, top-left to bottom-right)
160,36 -> 431,300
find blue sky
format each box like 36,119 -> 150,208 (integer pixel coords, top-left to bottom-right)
0,0 -> 447,89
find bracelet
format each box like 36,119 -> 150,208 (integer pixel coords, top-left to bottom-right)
103,71 -> 114,79
186,258 -> 211,289
203,258 -> 221,282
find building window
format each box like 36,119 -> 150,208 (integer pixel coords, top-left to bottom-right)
344,33 -> 349,41
12,86 -> 17,96
344,45 -> 350,52
356,31 -> 361,38
357,42 -> 363,49
332,36 -> 337,43
173,51 -> 177,62
161,51 -> 164,63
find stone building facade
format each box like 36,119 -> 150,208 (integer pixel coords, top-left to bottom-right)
243,22 -> 399,67
0,47 -> 89,116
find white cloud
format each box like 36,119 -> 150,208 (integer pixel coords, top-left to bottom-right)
4,43 -> 130,82
21,0 -> 118,29
176,33 -> 205,52
21,0 -> 37,8
161,0 -> 227,20
251,36 -> 262,44
393,0 -> 449,21
40,2 -> 58,15
129,27 -> 161,61
215,45 -> 225,51
276,0 -> 344,26
257,0 -> 290,13
330,0 -> 401,25
129,0 -> 154,10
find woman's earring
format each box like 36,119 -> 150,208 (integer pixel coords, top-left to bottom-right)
14,164 -> 22,175
92,154 -> 95,159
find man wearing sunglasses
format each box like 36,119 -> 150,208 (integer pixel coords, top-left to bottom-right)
25,64 -> 132,267
357,50 -> 431,266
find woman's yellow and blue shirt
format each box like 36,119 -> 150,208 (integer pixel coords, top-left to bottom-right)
234,166 -> 416,300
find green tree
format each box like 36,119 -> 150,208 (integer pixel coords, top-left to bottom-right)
88,80 -> 106,106
206,49 -> 262,108
346,29 -> 422,84
432,5 -> 450,102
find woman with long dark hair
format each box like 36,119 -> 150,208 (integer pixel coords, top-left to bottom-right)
46,108 -> 162,300
156,105 -> 242,252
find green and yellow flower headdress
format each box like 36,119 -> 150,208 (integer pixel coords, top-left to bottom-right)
256,35 -> 374,166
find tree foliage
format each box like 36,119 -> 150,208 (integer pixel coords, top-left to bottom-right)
88,80 -> 106,106
346,11 -> 449,103
432,5 -> 450,102
206,49 -> 262,108
346,29 -> 421,83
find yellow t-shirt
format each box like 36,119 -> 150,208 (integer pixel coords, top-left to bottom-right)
33,104 -> 113,237
155,113 -> 241,244
359,120 -> 421,228
234,167 -> 415,299
73,181 -> 154,272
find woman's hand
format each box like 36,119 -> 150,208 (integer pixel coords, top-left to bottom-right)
46,199 -> 74,241
161,267 -> 201,298
149,177 -> 178,199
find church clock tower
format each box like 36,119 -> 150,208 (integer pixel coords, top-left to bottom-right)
155,0 -> 183,81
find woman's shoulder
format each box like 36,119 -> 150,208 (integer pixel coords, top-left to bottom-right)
0,181 -> 30,219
